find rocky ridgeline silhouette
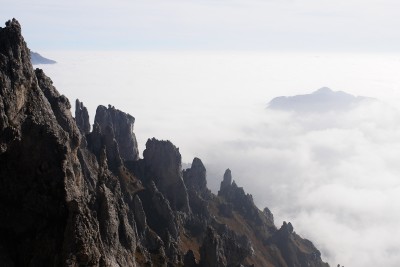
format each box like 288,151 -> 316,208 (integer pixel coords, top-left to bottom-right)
0,19 -> 330,266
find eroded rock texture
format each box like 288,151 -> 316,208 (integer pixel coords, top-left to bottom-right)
75,99 -> 90,135
0,19 -> 330,267
0,18 -> 141,267
143,138 -> 190,212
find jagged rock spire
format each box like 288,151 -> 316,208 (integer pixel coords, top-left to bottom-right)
75,99 -> 90,134
218,168 -> 232,196
94,104 -> 139,161
183,157 -> 207,192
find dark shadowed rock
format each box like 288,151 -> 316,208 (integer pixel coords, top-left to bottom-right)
183,157 -> 212,218
183,157 -> 207,193
199,224 -> 252,267
88,119 -> 123,171
218,168 -> 232,196
147,181 -> 178,239
267,221 -> 329,267
75,99 -> 90,134
199,227 -> 227,267
0,19 -> 72,265
218,202 -> 233,218
263,207 -> 274,225
184,249 -> 199,267
87,104 -> 140,172
35,68 -> 81,147
133,195 -> 147,233
143,138 -> 190,212
0,18 -> 140,266
94,104 -> 139,161
218,170 -> 264,226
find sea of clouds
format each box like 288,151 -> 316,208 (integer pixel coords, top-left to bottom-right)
39,51 -> 400,267
202,100 -> 400,266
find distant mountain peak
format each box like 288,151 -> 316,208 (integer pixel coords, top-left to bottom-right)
314,87 -> 333,94
268,87 -> 374,113
30,50 -> 56,65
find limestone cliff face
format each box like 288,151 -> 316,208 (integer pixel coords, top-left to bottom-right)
0,19 -> 330,267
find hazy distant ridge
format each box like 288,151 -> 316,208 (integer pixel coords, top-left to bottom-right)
268,87 -> 374,113
30,50 -> 56,65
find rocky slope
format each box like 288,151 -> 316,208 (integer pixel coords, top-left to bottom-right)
0,19 -> 330,267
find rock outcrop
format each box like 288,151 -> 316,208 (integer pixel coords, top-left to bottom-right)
218,169 -> 264,226
215,169 -> 329,267
267,221 -> 328,267
183,157 -> 207,193
199,224 -> 253,267
93,104 -> 139,162
75,99 -> 90,135
0,19 -> 331,267
143,138 -> 190,212
183,158 -> 211,218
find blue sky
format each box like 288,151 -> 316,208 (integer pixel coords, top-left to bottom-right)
2,0 -> 400,51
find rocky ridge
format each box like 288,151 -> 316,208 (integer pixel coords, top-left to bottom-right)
0,19 -> 330,267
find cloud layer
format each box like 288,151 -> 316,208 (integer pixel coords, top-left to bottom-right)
201,100 -> 400,267
39,51 -> 400,267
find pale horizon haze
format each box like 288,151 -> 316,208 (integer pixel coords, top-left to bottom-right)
2,0 -> 400,52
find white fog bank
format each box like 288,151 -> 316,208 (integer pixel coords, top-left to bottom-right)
38,51 -> 400,267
